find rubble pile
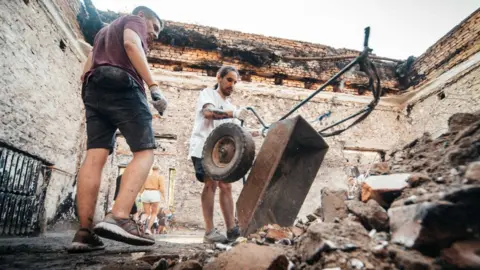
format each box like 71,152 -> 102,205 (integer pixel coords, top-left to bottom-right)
135,112 -> 479,270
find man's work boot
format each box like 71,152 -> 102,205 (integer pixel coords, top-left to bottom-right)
67,228 -> 105,253
227,226 -> 241,242
94,213 -> 155,246
204,228 -> 228,244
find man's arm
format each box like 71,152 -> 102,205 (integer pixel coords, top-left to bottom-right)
123,28 -> 155,87
80,51 -> 93,82
202,104 -> 234,120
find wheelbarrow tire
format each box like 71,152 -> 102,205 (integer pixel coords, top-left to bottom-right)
202,123 -> 255,183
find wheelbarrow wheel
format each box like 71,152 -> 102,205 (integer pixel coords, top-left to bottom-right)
202,123 -> 255,183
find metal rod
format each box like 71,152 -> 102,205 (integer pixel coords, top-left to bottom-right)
278,57 -> 361,121
318,107 -> 371,133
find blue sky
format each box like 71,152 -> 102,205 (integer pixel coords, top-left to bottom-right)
89,0 -> 479,59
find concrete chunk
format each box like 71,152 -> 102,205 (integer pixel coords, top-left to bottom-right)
204,243 -> 284,270
361,173 -> 410,207
320,188 -> 348,222
442,240 -> 480,268
345,200 -> 389,231
390,200 -> 480,249
465,161 -> 480,183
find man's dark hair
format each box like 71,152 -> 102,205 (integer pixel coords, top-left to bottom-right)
132,6 -> 164,29
213,66 -> 239,89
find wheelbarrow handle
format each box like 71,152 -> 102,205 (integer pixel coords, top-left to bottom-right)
245,106 -> 269,129
364,26 -> 370,48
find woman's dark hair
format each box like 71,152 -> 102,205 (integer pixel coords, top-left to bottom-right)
213,66 -> 239,89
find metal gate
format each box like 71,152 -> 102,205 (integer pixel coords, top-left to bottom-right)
0,145 -> 46,236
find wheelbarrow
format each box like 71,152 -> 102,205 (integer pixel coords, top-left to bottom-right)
201,27 -> 382,236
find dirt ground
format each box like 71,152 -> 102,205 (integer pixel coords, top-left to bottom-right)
0,231 -> 206,270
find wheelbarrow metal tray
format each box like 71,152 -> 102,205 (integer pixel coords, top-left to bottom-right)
236,115 -> 329,236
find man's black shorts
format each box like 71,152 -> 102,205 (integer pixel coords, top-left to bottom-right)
82,66 -> 156,154
191,157 -> 205,183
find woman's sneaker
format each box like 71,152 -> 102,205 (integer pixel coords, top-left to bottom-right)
93,213 -> 155,246
203,228 -> 228,244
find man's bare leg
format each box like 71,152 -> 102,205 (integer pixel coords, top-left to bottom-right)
112,149 -> 153,219
77,149 -> 109,229
201,178 -> 217,232
218,182 -> 235,230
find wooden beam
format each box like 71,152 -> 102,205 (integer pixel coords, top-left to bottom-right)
343,143 -> 390,153
283,55 -> 402,63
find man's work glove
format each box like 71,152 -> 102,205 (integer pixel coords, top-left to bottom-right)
149,84 -> 168,115
233,107 -> 249,121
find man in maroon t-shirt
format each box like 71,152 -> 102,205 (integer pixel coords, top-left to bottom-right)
68,6 -> 167,252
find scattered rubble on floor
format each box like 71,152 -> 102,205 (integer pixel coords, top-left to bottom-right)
123,113 -> 479,269
318,188 -> 349,222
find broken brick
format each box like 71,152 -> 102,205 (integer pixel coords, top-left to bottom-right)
345,200 -> 389,232
320,188 -> 348,222
361,174 -> 410,207
266,228 -> 292,242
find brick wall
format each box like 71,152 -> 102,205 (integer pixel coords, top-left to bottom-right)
412,8 -> 480,84
399,8 -> 480,141
0,0 -> 86,226
147,20 -> 400,94
405,62 -> 480,141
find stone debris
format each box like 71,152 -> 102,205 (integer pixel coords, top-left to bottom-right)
265,228 -> 292,243
361,173 -> 410,207
203,243 -> 285,270
406,172 -> 432,187
441,240 -> 480,268
289,226 -> 305,237
389,185 -> 480,250
369,162 -> 390,175
465,161 -> 480,183
349,258 -> 365,269
319,188 -> 349,222
345,199 -> 389,231
170,260 -> 202,270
